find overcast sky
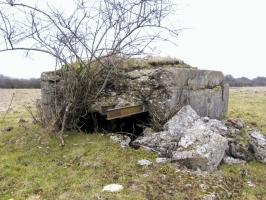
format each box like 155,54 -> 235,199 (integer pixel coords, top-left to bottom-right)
0,0 -> 265,79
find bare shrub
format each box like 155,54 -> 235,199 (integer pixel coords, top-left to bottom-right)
0,0 -> 180,144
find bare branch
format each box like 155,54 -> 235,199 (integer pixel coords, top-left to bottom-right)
0,0 -> 179,140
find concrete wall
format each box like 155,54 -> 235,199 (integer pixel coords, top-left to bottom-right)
41,66 -> 229,124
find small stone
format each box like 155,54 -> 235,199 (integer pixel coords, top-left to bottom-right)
110,135 -> 131,148
27,195 -> 41,200
225,118 -> 245,130
199,184 -> 208,192
156,157 -> 171,164
203,193 -> 217,200
102,184 -> 123,192
202,117 -> 210,122
223,156 -> 246,165
228,141 -> 253,161
228,127 -> 241,137
185,183 -> 192,188
110,92 -> 117,97
110,135 -> 120,143
247,180 -> 255,187
138,159 -> 152,166
1,126 -> 13,132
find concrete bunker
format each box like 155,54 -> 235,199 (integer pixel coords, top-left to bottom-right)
40,59 -> 229,136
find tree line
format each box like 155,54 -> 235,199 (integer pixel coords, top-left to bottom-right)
225,75 -> 266,87
0,74 -> 40,88
1,73 -> 266,89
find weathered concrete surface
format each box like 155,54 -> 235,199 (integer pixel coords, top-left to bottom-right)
41,61 -> 229,123
40,71 -> 64,123
133,106 -> 228,171
188,84 -> 229,119
140,67 -> 229,120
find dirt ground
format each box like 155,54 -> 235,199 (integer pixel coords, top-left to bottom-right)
0,89 -> 40,114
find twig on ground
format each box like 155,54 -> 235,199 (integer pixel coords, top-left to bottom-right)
58,103 -> 72,146
24,105 -> 40,124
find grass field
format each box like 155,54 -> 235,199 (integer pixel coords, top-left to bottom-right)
0,88 -> 266,200
0,89 -> 40,113
229,87 -> 266,133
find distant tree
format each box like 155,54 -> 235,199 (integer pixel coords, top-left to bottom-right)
0,74 -> 40,88
225,75 -> 266,87
252,77 -> 266,86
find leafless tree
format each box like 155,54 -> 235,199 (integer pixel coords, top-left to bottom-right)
0,0 -> 179,144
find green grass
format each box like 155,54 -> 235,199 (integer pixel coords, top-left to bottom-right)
223,87 -> 266,200
0,87 -> 266,200
221,162 -> 266,200
228,87 -> 266,133
0,116 -> 244,200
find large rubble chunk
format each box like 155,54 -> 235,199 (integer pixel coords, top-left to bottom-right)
172,121 -> 228,171
133,105 -> 228,171
163,105 -> 200,138
132,131 -> 179,156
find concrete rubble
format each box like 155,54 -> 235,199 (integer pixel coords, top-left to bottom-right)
248,131 -> 266,163
227,140 -> 253,162
132,109 -> 266,170
225,118 -> 245,138
133,105 -> 228,171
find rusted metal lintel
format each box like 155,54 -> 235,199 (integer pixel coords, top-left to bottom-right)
106,105 -> 145,120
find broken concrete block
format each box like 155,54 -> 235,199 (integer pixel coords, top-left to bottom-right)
133,105 -> 229,171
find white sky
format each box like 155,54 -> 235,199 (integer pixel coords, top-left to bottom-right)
0,0 -> 266,79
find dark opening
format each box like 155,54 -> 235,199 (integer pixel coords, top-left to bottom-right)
78,111 -> 151,139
